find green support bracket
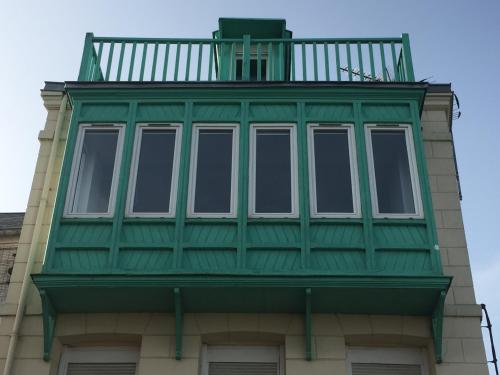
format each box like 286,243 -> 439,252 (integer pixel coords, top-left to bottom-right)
432,290 -> 446,363
39,290 -> 57,361
174,288 -> 183,360
305,288 -> 313,361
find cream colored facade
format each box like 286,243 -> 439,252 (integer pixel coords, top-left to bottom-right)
0,88 -> 489,375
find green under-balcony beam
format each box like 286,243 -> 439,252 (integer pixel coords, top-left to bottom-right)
305,288 -> 312,361
174,288 -> 183,360
39,290 -> 56,361
432,290 -> 446,363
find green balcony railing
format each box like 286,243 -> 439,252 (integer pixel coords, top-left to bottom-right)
77,33 -> 415,83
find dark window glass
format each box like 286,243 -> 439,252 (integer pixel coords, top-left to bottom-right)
313,129 -> 354,213
236,59 -> 267,80
371,130 -> 416,214
255,129 -> 293,213
133,129 -> 177,213
72,130 -> 119,213
194,129 -> 234,213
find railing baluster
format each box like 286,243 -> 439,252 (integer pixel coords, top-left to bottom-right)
196,43 -> 203,81
257,42 -> 262,81
278,42 -> 284,80
139,43 -> 148,81
105,42 -> 114,81
174,43 -> 180,81
301,42 -> 307,81
185,42 -> 192,81
379,42 -> 387,81
151,43 -> 159,81
231,42 -> 237,80
390,42 -> 399,82
324,42 -> 330,81
268,42 -> 273,80
368,42 -> 375,81
346,42 -> 352,81
95,42 -> 104,81
128,42 -> 136,81
162,43 -> 170,81
78,33 -> 95,81
290,42 -> 295,81
401,33 -> 415,82
313,42 -> 318,81
208,42 -> 214,81
335,42 -> 341,81
357,42 -> 364,82
116,42 -> 125,81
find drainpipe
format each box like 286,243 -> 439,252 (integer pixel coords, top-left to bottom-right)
3,92 -> 68,375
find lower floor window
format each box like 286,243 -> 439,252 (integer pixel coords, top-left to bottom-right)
201,345 -> 284,375
347,347 -> 430,375
58,347 -> 139,375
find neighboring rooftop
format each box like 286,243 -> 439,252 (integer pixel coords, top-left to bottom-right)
0,213 -> 25,235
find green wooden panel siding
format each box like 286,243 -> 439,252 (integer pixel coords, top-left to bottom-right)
135,103 -> 185,122
41,87 -> 442,279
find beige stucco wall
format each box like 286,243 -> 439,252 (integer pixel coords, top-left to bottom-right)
0,90 -> 489,375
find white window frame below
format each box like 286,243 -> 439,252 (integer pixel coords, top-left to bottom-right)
249,123 -> 299,218
201,345 -> 284,375
307,123 -> 361,218
187,123 -> 239,218
347,346 -> 430,375
365,124 -> 424,219
125,123 -> 182,218
57,346 -> 139,375
64,123 -> 125,218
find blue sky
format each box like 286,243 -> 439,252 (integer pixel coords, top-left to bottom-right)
0,0 -> 499,370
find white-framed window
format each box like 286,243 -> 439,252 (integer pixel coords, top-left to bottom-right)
187,124 -> 239,218
365,124 -> 423,218
64,124 -> 125,218
57,347 -> 139,375
347,347 -> 430,375
201,345 -> 284,375
307,123 -> 361,218
126,123 -> 182,217
249,124 -> 299,218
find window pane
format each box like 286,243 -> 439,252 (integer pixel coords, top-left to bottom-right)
255,129 -> 292,213
133,129 -> 176,213
313,129 -> 354,213
371,130 -> 416,214
194,129 -> 234,213
72,130 -> 119,213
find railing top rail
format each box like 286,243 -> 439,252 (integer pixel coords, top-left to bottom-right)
92,36 -> 404,44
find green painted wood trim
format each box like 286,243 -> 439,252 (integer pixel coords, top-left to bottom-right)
174,102 -> 192,269
354,101 -> 375,270
238,102 -> 249,268
39,290 -> 56,361
242,35 -> 251,81
401,34 -> 415,82
305,288 -> 313,361
432,290 -> 446,363
174,287 -> 183,360
298,102 -> 310,268
78,33 -> 95,81
110,102 -> 137,270
410,101 -> 442,273
43,103 -> 82,272
32,274 -> 451,290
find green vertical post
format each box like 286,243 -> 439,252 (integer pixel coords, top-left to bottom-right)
335,42 -> 341,80
174,288 -> 183,360
390,42 -> 399,81
162,43 -> 170,81
174,43 -> 181,81
78,32 -> 95,81
278,42 -> 284,80
346,42 -> 352,81
151,43 -> 159,81
290,42 -> 295,81
208,42 -> 214,81
368,42 -> 375,81
94,42 -> 104,81
237,102 -> 249,268
305,288 -> 312,361
401,33 -> 415,81
323,43 -> 330,81
105,42 -> 114,81
312,42 -> 318,81
242,35 -> 251,81
185,42 -> 192,81
357,42 -> 364,81
257,43 -> 262,81
267,42 -> 273,80
139,43 -> 148,81
116,42 -> 125,81
379,42 -> 387,81
301,42 -> 307,80
128,43 -> 137,81
196,43 -> 203,81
